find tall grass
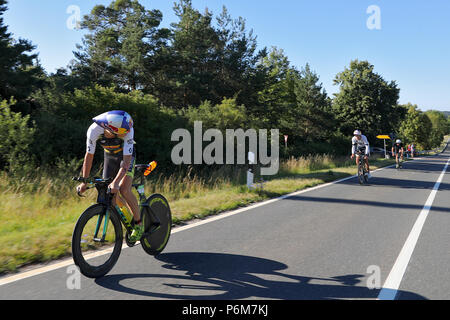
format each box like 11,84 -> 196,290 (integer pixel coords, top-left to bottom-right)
279,154 -> 353,176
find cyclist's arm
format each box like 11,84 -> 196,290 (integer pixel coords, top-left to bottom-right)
351,137 -> 356,155
77,152 -> 94,194
362,136 -> 370,155
81,152 -> 94,179
122,128 -> 135,156
81,124 -> 101,179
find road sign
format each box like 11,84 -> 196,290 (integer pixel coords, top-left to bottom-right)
376,135 -> 390,158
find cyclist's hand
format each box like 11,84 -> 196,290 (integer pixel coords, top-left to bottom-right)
108,182 -> 120,194
351,154 -> 355,160
77,183 -> 87,195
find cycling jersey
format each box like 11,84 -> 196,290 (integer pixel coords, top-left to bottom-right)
352,135 -> 370,155
393,143 -> 403,155
86,123 -> 136,179
86,123 -> 135,156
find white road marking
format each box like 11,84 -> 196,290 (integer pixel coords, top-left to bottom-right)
378,156 -> 450,300
0,164 -> 394,287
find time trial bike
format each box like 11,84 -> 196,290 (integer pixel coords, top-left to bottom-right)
71,162 -> 172,278
356,150 -> 369,185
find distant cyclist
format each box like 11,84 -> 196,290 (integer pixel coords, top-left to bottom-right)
76,110 -> 144,242
351,130 -> 372,179
392,139 -> 404,168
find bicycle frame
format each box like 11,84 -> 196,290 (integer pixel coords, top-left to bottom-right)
87,167 -> 161,243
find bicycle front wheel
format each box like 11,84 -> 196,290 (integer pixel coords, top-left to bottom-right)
140,194 -> 172,256
357,161 -> 364,185
71,204 -> 123,278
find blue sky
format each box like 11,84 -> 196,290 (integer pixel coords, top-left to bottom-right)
3,0 -> 450,111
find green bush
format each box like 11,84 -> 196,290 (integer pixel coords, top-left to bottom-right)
0,99 -> 36,172
32,85 -> 186,172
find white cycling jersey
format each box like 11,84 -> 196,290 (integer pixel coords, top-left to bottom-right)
86,123 -> 135,156
352,135 -> 370,155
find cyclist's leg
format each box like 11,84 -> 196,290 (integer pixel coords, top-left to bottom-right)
103,152 -> 121,205
364,155 -> 370,173
118,150 -> 139,222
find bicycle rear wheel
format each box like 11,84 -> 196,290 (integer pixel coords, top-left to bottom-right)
140,194 -> 172,256
72,204 -> 123,278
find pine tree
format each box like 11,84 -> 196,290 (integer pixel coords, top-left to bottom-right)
72,0 -> 169,91
0,0 -> 44,108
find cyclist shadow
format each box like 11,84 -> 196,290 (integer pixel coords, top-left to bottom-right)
95,252 -> 426,300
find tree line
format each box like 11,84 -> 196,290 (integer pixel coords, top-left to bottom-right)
0,0 -> 449,175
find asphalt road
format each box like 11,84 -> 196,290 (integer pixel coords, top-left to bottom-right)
1,146 -> 449,300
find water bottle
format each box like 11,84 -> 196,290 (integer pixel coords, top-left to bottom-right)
115,204 -> 133,224
144,161 -> 157,176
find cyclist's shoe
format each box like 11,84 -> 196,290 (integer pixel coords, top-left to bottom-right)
129,223 -> 144,242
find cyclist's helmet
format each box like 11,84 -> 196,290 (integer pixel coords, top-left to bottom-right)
353,130 -> 362,136
396,139 -> 402,144
93,110 -> 133,135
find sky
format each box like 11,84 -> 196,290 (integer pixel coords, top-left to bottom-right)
3,0 -> 450,111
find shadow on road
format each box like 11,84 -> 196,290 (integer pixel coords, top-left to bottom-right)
284,195 -> 450,213
95,252 -> 426,300
339,176 -> 450,191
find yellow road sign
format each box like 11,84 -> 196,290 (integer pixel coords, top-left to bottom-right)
377,135 -> 391,140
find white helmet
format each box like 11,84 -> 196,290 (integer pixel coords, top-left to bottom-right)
396,139 -> 402,144
353,130 -> 362,136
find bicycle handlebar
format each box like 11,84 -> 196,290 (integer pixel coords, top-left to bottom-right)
72,161 -> 156,197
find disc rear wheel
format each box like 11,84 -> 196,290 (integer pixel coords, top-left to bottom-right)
140,194 -> 172,256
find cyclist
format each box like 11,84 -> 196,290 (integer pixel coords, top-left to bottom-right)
392,139 -> 404,168
351,130 -> 372,179
76,110 -> 144,242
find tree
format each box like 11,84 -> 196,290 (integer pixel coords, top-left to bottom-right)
290,64 -> 334,141
183,97 -> 247,131
425,110 -> 448,148
72,0 -> 170,91
215,6 -> 263,109
0,0 -> 44,111
165,0 -> 222,108
399,104 -> 432,150
255,47 -> 300,129
332,60 -> 400,142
